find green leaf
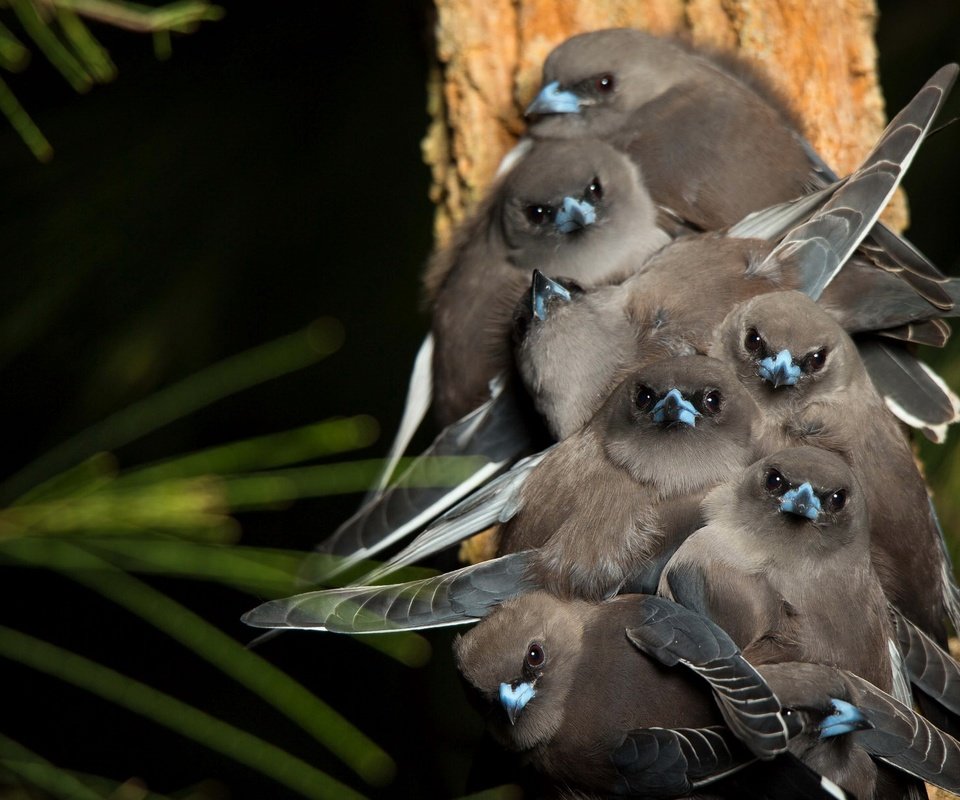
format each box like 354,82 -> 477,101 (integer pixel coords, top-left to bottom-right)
0,74 -> 53,161
1,538 -> 398,784
57,9 -> 117,82
10,0 -> 92,92
0,624 -> 369,800
1,320 -> 344,504
0,734 -> 105,800
117,415 -> 380,486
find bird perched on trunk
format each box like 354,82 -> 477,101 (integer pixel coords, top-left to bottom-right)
659,446 -> 893,693
313,61 -> 958,582
453,591 -> 800,799
356,355 -> 759,598
515,62 -> 960,441
710,291 -> 955,643
426,137 -> 669,427
525,28 -> 950,307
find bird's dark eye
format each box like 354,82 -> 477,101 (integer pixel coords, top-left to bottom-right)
701,389 -> 723,415
827,489 -> 847,512
525,642 -> 545,670
635,385 -> 655,411
764,469 -> 787,495
586,178 -> 603,201
803,348 -> 828,373
525,205 -> 556,226
595,74 -> 615,93
744,328 -> 763,353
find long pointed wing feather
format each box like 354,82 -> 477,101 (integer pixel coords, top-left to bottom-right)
627,596 -> 791,758
766,64 -> 958,299
364,333 -> 435,502
892,609 -> 960,716
849,672 -> 960,792
244,552 -> 537,634
858,339 -> 960,442
355,447 -> 551,585
308,378 -> 534,582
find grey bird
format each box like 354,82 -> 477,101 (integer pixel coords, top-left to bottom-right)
453,591 -> 807,799
526,28 -> 951,307
313,57 -> 957,589
659,446 -> 893,693
760,661 -> 960,799
426,137 -> 669,426
356,355 -> 759,598
314,138 -> 671,580
710,291 -> 955,644
517,59 -> 960,440
632,600 -> 960,798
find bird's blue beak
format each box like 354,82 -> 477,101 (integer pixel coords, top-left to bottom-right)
819,699 -> 872,738
758,349 -> 802,387
526,81 -> 581,116
499,680 -> 536,725
531,270 -> 571,321
779,482 -> 821,520
555,197 -> 597,233
651,388 -> 700,427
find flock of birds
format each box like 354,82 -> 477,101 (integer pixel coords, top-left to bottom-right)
244,29 -> 960,800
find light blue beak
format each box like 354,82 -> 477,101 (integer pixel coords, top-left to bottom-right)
780,482 -> 821,520
531,270 -> 572,321
526,81 -> 581,116
758,349 -> 802,387
819,699 -> 871,738
555,197 -> 597,233
651,388 -> 699,427
499,680 -> 536,725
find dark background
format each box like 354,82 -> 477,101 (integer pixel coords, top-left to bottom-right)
1,2 -> 958,798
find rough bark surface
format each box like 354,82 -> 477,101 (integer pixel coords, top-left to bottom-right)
423,0 -> 907,246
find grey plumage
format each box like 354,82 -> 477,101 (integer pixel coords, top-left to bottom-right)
515,60 -> 959,439
761,661 -> 960,797
426,137 -> 668,426
242,551 -> 537,633
659,446 -> 893,693
710,290 -> 953,643
526,28 -> 952,307
365,355 -> 759,599
311,375 -> 535,578
453,591 -> 759,797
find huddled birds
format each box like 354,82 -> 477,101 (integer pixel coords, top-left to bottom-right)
244,29 -> 960,799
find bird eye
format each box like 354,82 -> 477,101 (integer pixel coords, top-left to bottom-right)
827,489 -> 847,512
634,385 -> 655,411
701,389 -> 723,415
744,328 -> 763,353
595,74 -> 615,93
525,205 -> 555,226
803,348 -> 828,373
525,642 -> 545,670
764,469 -> 787,495
586,178 -> 603,201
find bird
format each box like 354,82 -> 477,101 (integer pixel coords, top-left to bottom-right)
659,446 -> 894,693
759,661 -> 960,799
425,136 -> 670,427
453,590 -> 800,799
357,355 -> 760,598
312,138 -> 671,580
313,59 -> 958,583
525,28 -> 951,309
630,598 -> 960,798
514,62 -> 960,441
709,290 -> 956,643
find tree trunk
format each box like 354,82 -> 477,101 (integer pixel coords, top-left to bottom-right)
423,0 -> 907,245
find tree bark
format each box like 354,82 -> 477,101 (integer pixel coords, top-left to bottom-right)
423,0 -> 907,246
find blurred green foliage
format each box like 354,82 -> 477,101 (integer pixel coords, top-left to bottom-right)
0,0 -> 222,160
